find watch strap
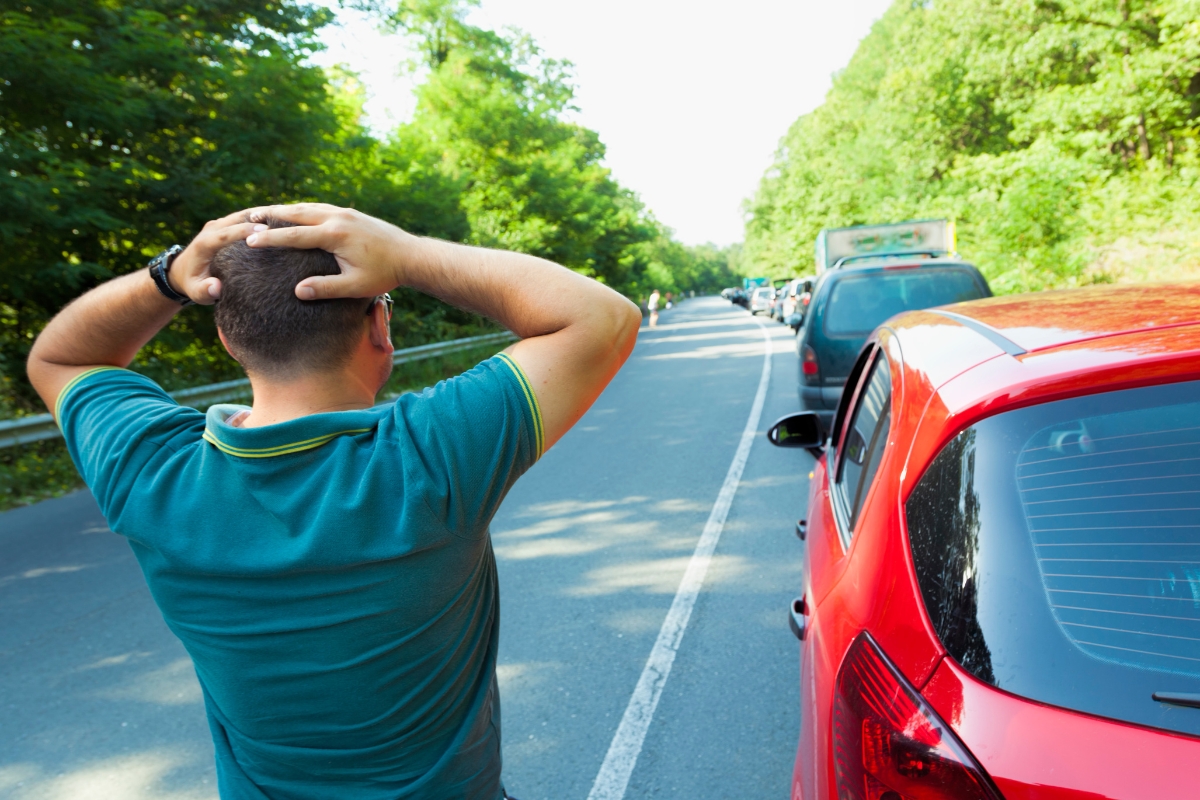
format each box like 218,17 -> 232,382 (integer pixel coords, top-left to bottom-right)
148,245 -> 191,306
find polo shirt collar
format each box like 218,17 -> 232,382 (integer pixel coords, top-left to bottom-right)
203,404 -> 379,458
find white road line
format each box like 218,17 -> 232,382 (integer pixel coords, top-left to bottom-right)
586,316 -> 772,800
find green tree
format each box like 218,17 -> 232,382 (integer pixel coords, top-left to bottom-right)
0,1 -> 472,412
382,0 -> 659,288
0,1 -> 341,410
745,0 -> 1200,291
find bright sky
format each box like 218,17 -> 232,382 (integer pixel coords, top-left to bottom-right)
313,1 -> 893,246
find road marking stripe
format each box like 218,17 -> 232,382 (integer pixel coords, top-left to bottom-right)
586,315 -> 772,800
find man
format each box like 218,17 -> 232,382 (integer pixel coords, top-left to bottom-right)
647,288 -> 660,327
26,204 -> 641,799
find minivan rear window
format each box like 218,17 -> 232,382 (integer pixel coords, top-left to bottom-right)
824,269 -> 984,335
906,380 -> 1200,737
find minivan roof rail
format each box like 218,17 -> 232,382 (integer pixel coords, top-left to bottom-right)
831,251 -> 954,269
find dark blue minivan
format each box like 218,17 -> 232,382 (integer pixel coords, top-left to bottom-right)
796,257 -> 991,426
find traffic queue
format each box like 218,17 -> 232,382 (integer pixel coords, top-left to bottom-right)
731,219 -> 1200,800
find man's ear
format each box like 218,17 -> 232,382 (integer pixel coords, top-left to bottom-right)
217,328 -> 241,363
367,301 -> 395,356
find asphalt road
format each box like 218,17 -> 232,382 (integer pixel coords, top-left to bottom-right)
0,297 -> 814,800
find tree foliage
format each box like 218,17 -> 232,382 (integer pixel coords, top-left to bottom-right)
393,0 -> 654,283
745,0 -> 1200,292
0,0 -> 736,415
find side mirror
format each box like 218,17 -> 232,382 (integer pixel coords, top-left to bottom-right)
766,412 -> 826,448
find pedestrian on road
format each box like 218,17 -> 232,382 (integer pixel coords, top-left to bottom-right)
647,288 -> 661,327
25,204 -> 641,800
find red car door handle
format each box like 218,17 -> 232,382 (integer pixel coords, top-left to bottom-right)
789,597 -> 807,640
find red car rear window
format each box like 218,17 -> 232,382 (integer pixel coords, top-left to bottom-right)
905,380 -> 1200,737
1017,415 -> 1200,677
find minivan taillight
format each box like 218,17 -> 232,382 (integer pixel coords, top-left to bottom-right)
802,344 -> 819,376
833,633 -> 1003,800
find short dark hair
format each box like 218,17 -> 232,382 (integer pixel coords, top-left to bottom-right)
210,218 -> 371,378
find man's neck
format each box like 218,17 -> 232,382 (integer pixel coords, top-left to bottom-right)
239,370 -> 377,428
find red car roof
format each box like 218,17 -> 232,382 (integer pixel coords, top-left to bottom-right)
940,281 -> 1200,352
887,282 -> 1200,397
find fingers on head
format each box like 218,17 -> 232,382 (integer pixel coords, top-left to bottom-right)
295,275 -> 358,301
247,202 -> 340,226
221,222 -> 260,243
190,277 -> 222,306
200,222 -> 259,251
295,277 -> 326,301
247,225 -> 326,250
206,209 -> 256,230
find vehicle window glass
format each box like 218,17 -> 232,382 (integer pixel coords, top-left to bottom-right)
830,345 -> 876,451
835,353 -> 892,534
905,380 -> 1200,738
824,269 -> 983,336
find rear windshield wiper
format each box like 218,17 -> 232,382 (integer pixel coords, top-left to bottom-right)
1152,692 -> 1200,710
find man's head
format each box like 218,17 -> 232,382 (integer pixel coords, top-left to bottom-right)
210,218 -> 389,382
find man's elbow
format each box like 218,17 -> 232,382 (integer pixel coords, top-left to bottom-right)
26,343 -> 51,390
574,293 -> 640,368
612,296 -> 642,360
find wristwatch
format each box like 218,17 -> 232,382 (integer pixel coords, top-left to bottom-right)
148,245 -> 191,306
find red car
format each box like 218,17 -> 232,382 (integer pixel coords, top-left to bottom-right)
767,283 -> 1200,800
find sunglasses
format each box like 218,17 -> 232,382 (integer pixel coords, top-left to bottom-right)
368,294 -> 394,322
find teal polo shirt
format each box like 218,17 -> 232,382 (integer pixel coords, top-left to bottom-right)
56,354 -> 544,800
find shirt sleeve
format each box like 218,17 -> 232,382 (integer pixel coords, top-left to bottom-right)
394,354 -> 543,538
56,368 -> 206,521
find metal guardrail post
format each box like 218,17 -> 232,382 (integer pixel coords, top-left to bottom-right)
0,331 -> 517,451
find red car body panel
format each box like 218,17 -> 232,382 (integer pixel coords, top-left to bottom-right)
791,283 -> 1200,800
922,658 -> 1200,800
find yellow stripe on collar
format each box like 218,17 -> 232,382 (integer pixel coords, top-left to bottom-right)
202,428 -> 372,458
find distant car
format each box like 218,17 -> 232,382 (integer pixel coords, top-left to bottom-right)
730,288 -> 749,309
771,285 -> 790,322
777,279 -> 799,322
749,286 -> 775,314
781,277 -> 814,324
768,282 -> 1200,800
797,257 -> 990,427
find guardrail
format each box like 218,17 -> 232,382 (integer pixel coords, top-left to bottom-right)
0,330 -> 517,451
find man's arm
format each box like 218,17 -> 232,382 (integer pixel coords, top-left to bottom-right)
245,204 -> 642,451
27,213 -> 260,417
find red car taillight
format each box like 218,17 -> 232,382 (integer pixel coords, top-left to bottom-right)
833,634 -> 1003,800
802,344 -> 819,376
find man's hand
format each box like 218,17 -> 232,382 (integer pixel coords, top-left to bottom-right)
245,203 -> 411,300
27,212 -> 260,416
171,211 -> 264,305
